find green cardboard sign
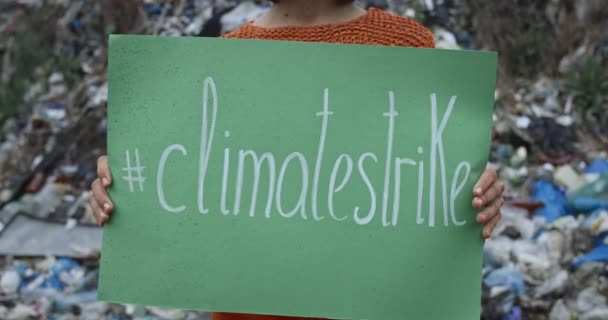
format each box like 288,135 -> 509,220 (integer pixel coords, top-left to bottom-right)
99,35 -> 497,320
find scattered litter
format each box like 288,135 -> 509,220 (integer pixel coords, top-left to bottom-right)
1,1 -> 607,319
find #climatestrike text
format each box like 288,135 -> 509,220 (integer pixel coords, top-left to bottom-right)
124,77 -> 473,228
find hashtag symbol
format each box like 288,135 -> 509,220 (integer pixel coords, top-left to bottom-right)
122,148 -> 146,192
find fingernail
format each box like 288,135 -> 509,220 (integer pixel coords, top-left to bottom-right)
475,187 -> 482,194
101,212 -> 108,221
473,198 -> 482,207
103,203 -> 112,212
102,178 -> 109,186
477,214 -> 485,223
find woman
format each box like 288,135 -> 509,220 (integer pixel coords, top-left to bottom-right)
90,1 -> 504,319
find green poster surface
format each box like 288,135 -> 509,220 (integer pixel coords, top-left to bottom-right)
99,35 -> 497,320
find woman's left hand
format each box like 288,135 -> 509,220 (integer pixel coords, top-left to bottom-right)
472,167 -> 504,239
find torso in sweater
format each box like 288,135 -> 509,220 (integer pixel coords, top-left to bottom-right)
214,7 -> 434,320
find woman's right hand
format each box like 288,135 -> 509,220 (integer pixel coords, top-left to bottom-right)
89,155 -> 113,226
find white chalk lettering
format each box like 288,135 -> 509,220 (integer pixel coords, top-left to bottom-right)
197,77 -> 218,214
416,147 -> 425,225
392,157 -> 416,226
428,94 -> 456,227
382,91 -> 398,227
312,88 -> 333,221
157,144 -> 187,213
234,150 -> 276,217
354,153 -> 378,225
276,152 -> 309,219
221,147 -> 231,215
450,161 -> 471,226
328,154 -> 353,221
154,77 -> 475,229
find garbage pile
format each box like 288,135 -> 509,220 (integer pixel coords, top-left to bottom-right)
0,0 -> 607,319
0,0 -> 273,230
0,256 -> 208,320
466,0 -> 608,318
0,0 -> 266,318
482,164 -> 608,320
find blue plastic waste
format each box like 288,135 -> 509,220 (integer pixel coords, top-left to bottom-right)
49,258 -> 80,275
54,290 -> 98,311
455,31 -> 473,49
571,243 -> 608,269
144,5 -> 172,15
483,267 -> 526,295
571,197 -> 608,213
585,159 -> 608,175
14,262 -> 38,289
532,180 -> 571,222
494,144 -> 513,162
570,173 -> 608,202
41,274 -> 65,291
71,19 -> 82,29
40,258 -> 82,291
502,306 -> 522,320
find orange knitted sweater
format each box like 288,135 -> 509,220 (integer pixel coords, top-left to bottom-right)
224,7 -> 434,48
214,7 -> 435,320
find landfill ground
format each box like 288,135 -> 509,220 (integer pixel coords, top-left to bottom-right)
1,0 -> 608,319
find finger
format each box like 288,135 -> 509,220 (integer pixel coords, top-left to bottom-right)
474,180 -> 505,209
476,197 -> 504,224
88,196 -> 107,226
482,211 -> 501,239
91,179 -> 113,214
473,168 -> 497,197
97,156 -> 112,187
88,196 -> 99,221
